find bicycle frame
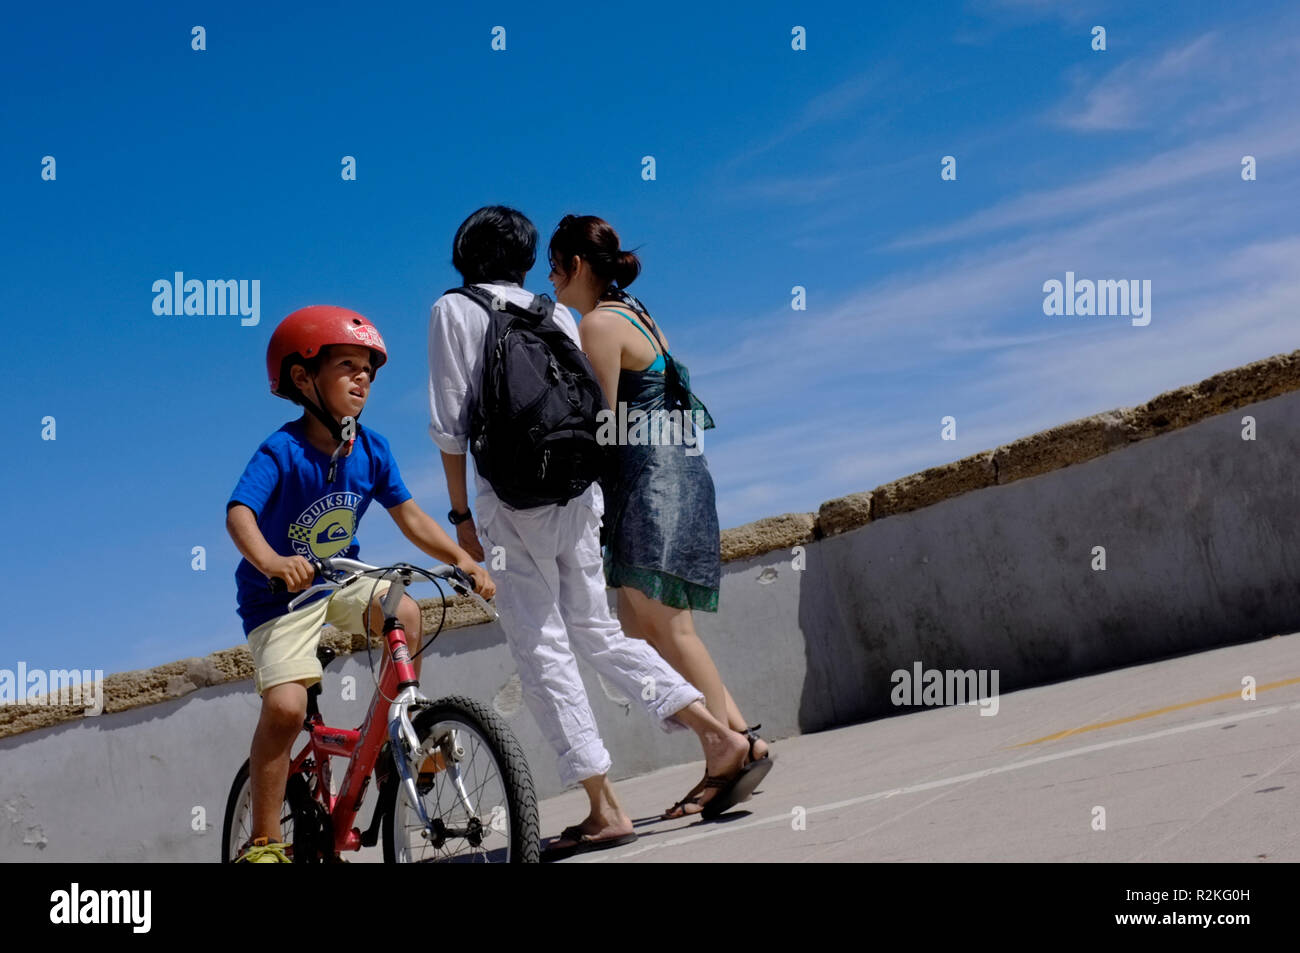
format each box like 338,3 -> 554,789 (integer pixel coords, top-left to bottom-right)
285,566 -> 477,857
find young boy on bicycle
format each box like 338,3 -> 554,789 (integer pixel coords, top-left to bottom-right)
226,304 -> 495,863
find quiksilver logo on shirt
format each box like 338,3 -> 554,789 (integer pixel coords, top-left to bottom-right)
287,492 -> 361,559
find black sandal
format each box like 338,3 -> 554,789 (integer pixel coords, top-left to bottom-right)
698,755 -> 774,820
662,774 -> 709,820
663,725 -> 775,821
741,723 -> 774,762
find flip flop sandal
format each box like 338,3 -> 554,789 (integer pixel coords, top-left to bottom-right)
699,755 -> 775,821
541,824 -> 639,862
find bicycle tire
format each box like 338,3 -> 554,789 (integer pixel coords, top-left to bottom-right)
220,758 -> 295,862
380,696 -> 539,863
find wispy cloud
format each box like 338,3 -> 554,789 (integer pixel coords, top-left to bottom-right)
700,118 -> 1300,525
889,118 -> 1300,249
718,66 -> 891,173
1049,26 -> 1300,134
1054,32 -> 1216,131
955,0 -> 1113,43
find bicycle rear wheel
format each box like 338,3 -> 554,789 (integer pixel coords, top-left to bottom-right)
381,696 -> 539,863
220,758 -> 320,862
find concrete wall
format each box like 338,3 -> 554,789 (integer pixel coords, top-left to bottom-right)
4,363 -> 1299,861
792,387 -> 1300,732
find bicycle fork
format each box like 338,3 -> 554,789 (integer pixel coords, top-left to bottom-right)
377,575 -> 480,844
388,691 -> 479,836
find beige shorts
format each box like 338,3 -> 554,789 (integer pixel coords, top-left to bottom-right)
247,579 -> 393,695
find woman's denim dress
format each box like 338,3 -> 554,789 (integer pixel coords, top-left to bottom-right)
598,296 -> 720,611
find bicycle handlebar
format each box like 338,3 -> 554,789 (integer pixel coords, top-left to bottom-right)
265,556 -> 497,621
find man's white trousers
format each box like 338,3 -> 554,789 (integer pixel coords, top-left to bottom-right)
475,486 -> 703,788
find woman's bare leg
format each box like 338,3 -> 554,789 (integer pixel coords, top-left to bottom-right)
621,585 -> 766,756
621,586 -> 765,756
616,587 -> 649,642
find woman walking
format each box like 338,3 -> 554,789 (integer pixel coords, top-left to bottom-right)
547,214 -> 772,818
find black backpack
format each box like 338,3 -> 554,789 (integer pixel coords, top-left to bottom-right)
446,285 -> 611,509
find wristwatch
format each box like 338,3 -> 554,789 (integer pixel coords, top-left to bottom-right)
448,507 -> 473,525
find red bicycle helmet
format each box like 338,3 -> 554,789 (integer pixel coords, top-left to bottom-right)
267,305 -> 388,400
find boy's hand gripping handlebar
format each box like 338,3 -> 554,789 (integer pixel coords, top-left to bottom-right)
266,556 -> 498,621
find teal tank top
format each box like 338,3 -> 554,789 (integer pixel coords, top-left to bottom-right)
608,307 -> 666,373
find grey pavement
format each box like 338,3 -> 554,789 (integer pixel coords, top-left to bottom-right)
540,631 -> 1300,862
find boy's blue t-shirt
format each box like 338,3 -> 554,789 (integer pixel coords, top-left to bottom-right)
228,417 -> 412,636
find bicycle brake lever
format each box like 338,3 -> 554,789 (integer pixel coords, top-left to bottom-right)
287,583 -> 338,611
427,565 -> 499,621
456,585 -> 500,623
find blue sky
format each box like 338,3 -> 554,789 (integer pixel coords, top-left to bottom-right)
6,0 -> 1298,676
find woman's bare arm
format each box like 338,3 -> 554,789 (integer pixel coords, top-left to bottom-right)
578,311 -> 624,411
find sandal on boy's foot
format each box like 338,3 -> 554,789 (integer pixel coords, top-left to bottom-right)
699,755 -> 775,821
661,774 -> 709,820
541,824 -> 638,862
235,836 -> 293,863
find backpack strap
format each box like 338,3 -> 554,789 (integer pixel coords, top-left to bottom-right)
445,285 -> 555,323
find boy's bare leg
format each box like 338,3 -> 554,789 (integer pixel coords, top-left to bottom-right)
249,680 -> 309,842
366,594 -> 424,680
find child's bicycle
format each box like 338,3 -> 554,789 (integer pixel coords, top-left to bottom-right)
220,555 -> 540,863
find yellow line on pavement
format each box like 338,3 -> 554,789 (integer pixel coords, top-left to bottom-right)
1011,676 -> 1300,747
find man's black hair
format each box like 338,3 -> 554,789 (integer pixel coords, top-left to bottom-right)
451,205 -> 537,285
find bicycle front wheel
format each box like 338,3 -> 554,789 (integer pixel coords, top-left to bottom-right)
381,696 -> 539,863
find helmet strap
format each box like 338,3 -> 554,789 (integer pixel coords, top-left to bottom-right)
307,380 -> 345,441
303,379 -> 356,482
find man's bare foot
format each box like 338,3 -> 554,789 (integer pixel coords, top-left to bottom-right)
549,812 -> 634,848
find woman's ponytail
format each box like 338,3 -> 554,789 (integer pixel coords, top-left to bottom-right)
613,249 -> 641,290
